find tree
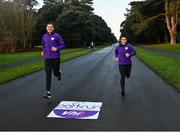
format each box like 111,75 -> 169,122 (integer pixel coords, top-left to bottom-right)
55,10 -> 91,47
165,0 -> 179,44
121,0 -> 179,44
89,15 -> 116,45
0,0 -> 38,52
14,0 -> 38,48
55,0 -> 115,47
63,0 -> 94,14
44,0 -> 63,4
34,2 -> 64,44
35,0 -> 116,48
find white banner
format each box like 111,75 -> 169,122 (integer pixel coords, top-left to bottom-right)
47,101 -> 103,120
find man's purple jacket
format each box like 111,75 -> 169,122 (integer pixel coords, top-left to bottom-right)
115,43 -> 136,65
42,32 -> 65,59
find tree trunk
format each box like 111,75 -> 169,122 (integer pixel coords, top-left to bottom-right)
165,0 -> 178,44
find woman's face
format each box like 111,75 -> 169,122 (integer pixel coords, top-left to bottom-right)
120,37 -> 127,45
46,24 -> 54,34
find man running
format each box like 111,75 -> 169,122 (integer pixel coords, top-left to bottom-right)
41,22 -> 65,99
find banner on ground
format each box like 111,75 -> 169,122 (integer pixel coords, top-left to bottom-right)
47,101 -> 103,120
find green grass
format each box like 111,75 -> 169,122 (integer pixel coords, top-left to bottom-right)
0,52 -> 41,65
141,44 -> 180,54
0,61 -> 44,84
0,48 -> 83,65
0,48 -> 98,84
0,45 -> 108,66
136,47 -> 180,92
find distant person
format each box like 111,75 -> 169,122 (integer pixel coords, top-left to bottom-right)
41,22 -> 65,99
115,36 -> 136,96
90,41 -> 95,49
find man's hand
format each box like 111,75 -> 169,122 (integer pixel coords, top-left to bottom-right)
115,57 -> 119,62
51,46 -> 58,52
125,53 -> 130,58
41,51 -> 44,56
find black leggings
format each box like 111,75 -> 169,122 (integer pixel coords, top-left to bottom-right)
45,58 -> 61,91
119,64 -> 132,91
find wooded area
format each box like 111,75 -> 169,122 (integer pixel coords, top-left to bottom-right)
0,0 -> 179,52
120,0 -> 180,44
0,0 -> 117,52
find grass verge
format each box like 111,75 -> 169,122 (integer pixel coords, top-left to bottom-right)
140,44 -> 180,54
0,48 -> 83,65
0,48 -> 99,84
136,47 -> 180,92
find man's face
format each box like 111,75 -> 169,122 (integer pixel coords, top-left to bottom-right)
121,37 -> 127,45
46,24 -> 54,34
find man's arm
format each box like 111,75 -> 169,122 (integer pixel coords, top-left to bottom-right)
41,37 -> 45,56
56,34 -> 65,50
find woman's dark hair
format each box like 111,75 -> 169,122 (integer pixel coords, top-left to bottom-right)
120,36 -> 127,39
119,36 -> 127,43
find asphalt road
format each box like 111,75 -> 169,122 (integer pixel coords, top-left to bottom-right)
0,46 -> 180,131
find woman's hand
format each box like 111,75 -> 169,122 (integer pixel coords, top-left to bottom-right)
115,57 -> 119,62
125,53 -> 130,58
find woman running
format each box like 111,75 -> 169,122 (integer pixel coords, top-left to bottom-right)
115,36 -> 136,96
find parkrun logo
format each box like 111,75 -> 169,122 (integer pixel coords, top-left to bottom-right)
58,102 -> 101,110
47,101 -> 103,119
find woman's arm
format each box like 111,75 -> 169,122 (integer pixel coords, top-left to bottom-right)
115,47 -> 119,58
129,45 -> 136,57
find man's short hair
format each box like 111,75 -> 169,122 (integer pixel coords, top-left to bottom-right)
46,21 -> 54,26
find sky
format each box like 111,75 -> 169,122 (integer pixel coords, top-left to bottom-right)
36,0 -> 136,39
